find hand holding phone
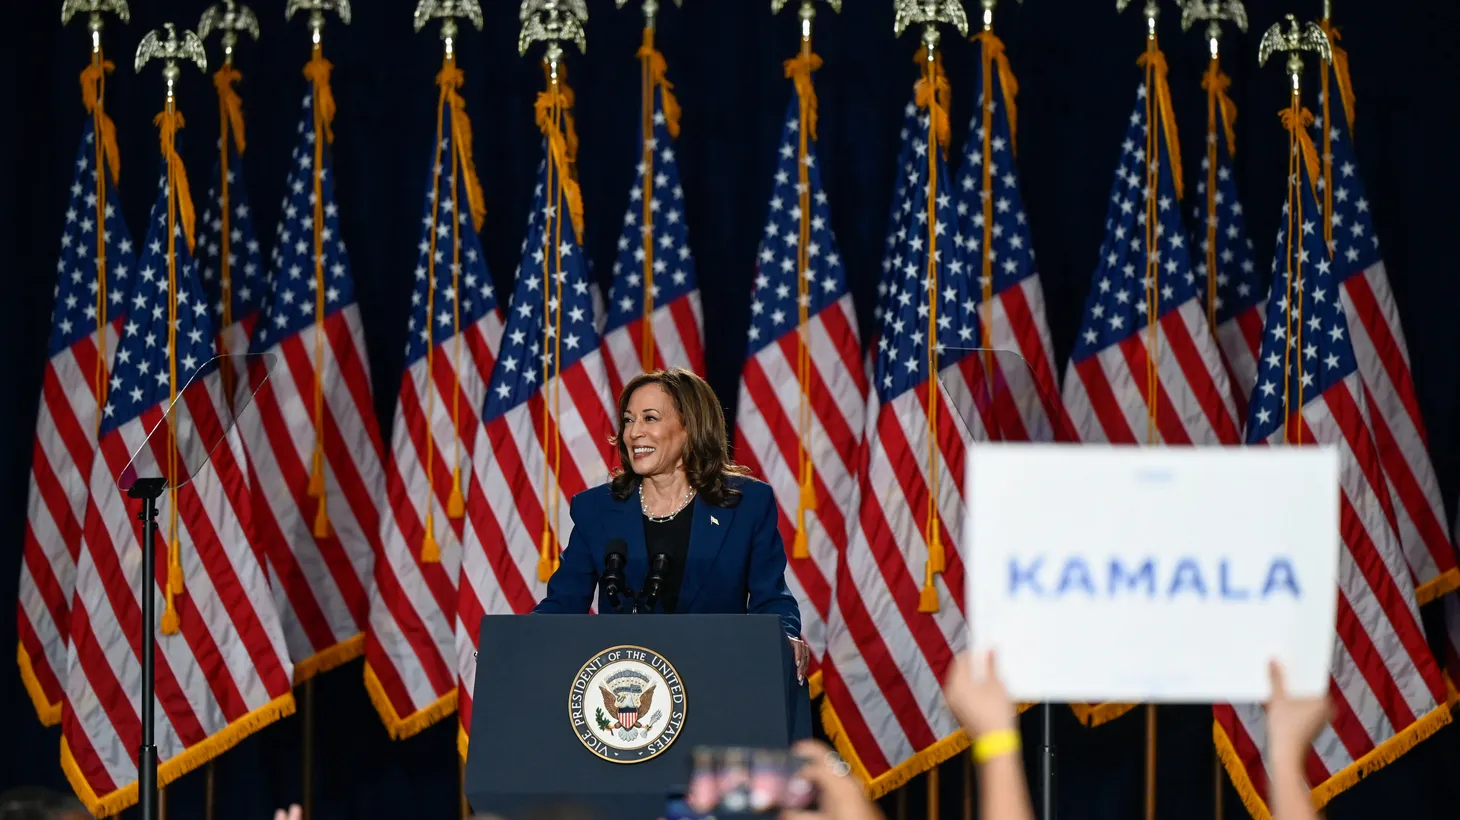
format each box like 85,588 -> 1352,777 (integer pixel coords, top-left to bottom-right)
682,745 -> 823,816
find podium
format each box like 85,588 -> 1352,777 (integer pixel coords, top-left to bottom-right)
464,613 -> 812,820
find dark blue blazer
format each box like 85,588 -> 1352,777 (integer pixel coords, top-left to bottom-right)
532,475 -> 801,638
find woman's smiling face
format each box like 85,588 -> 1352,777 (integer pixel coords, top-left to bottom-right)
621,383 -> 688,479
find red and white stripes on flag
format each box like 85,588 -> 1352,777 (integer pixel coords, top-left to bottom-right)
1213,125 -> 1449,815
1314,39 -> 1459,604
242,67 -> 383,681
819,53 -> 989,794
64,384 -> 296,817
62,159 -> 295,817
20,112 -> 136,726
1212,375 -> 1452,817
734,59 -> 867,698
365,66 -> 504,739
1061,56 -> 1241,726
952,31 -> 1068,445
456,77 -> 615,757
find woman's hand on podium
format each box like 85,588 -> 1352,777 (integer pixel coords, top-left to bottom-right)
788,636 -> 811,686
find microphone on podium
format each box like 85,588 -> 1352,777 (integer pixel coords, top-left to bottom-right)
602,539 -> 629,611
642,551 -> 671,613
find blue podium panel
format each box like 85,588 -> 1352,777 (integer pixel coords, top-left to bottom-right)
465,613 -> 811,820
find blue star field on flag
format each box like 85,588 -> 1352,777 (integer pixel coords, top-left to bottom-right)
604,85 -> 696,336
1071,83 -> 1202,364
102,169 -> 214,435
1313,88 -> 1382,280
197,140 -> 267,328
49,122 -> 137,357
1244,148 -> 1358,444
481,155 -> 600,422
953,42 -> 1036,310
404,104 -> 499,366
745,92 -> 848,360
872,98 -> 923,331
872,94 -> 978,404
1190,117 -> 1261,326
252,88 -> 358,350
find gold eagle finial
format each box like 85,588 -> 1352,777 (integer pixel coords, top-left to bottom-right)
286,0 -> 351,45
135,22 -> 208,78
1180,0 -> 1245,56
893,0 -> 969,57
615,0 -> 682,31
199,0 -> 261,64
414,0 -> 485,38
1258,13 -> 1330,87
61,0 -> 130,27
519,0 -> 589,60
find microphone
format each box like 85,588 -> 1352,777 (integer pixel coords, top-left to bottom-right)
641,551 -> 672,613
601,539 -> 629,611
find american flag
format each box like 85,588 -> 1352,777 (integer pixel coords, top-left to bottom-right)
19,119 -> 136,726
455,142 -> 616,750
62,163 -> 295,817
196,65 -> 268,402
868,97 -> 923,357
819,64 -> 986,795
365,81 -> 504,739
1311,54 -> 1458,605
1190,62 -> 1264,423
1062,62 -> 1241,727
951,32 -> 1066,442
1060,73 -> 1240,453
732,67 -> 867,696
242,73 -> 383,681
599,46 -> 704,396
1211,127 -> 1450,816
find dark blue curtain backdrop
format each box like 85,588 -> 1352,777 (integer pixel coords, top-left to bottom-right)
3,0 -> 1458,817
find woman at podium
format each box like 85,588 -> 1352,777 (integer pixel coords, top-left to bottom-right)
533,367 -> 810,683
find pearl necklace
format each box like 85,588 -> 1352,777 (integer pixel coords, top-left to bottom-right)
641,485 -> 696,522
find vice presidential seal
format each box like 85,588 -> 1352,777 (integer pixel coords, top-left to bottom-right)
568,645 -> 687,763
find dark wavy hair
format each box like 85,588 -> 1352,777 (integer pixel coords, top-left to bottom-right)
608,368 -> 751,507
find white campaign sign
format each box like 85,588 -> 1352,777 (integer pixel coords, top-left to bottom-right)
964,444 -> 1340,703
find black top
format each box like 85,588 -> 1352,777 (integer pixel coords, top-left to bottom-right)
642,498 -> 694,613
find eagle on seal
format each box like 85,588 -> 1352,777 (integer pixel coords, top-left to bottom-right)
600,682 -> 655,730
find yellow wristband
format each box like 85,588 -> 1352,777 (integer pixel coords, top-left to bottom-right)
972,729 -> 1021,764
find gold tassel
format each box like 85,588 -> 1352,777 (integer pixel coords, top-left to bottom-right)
168,537 -> 184,594
422,513 -> 441,564
792,468 -> 815,559
447,466 -> 466,519
538,529 -> 555,582
799,467 -> 818,511
928,522 -> 946,575
309,445 -> 326,497
918,563 -> 939,614
312,497 -> 331,539
160,598 -> 181,635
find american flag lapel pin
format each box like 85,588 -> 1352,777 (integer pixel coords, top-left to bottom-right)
710,516 -> 719,526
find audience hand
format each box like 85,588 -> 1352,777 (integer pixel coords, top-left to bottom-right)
942,650 -> 1016,739
1266,659 -> 1331,763
780,739 -> 881,820
272,806 -> 302,820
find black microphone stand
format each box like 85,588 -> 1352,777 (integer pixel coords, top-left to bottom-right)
129,476 -> 168,820
1039,702 -> 1056,820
